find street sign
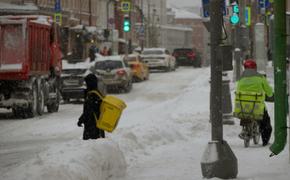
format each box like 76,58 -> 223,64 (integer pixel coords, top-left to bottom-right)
121,0 -> 131,12
258,0 -> 265,8
202,0 -> 227,18
202,0 -> 210,17
54,0 -> 61,12
245,6 -> 251,26
54,13 -> 62,25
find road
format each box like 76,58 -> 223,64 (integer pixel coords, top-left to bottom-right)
0,67 -> 206,178
1,66 -> 288,180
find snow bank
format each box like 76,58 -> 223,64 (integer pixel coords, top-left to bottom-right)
2,140 -> 127,180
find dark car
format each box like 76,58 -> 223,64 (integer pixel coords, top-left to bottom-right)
173,48 -> 201,67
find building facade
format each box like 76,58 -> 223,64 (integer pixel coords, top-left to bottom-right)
174,16 -> 208,66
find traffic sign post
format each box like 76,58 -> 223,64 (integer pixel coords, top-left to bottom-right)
202,0 -> 226,17
54,0 -> 61,12
245,6 -> 251,26
121,0 -> 131,13
54,13 -> 62,25
54,0 -> 62,25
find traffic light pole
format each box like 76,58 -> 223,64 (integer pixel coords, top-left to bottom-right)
200,0 -> 237,178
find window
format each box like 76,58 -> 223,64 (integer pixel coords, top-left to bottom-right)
95,60 -> 123,70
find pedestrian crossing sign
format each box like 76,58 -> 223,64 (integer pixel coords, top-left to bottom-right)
54,13 -> 62,25
121,0 -> 131,12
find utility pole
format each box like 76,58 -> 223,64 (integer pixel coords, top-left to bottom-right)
200,0 -> 237,178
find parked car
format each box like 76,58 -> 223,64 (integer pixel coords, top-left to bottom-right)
126,54 -> 149,82
60,58 -> 90,102
91,56 -> 133,93
60,57 -> 106,102
141,48 -> 176,72
173,48 -> 201,67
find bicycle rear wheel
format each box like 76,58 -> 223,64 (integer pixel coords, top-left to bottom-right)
253,121 -> 261,145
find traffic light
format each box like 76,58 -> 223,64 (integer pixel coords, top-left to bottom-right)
123,16 -> 131,32
230,3 -> 240,25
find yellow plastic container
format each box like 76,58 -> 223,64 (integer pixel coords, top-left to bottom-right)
90,91 -> 127,132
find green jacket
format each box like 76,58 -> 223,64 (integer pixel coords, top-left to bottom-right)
237,69 -> 273,98
234,69 -> 273,120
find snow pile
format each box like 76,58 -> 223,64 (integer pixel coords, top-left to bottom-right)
2,139 -> 126,180
113,68 -> 211,166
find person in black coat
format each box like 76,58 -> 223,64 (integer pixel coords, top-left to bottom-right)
78,73 -> 105,140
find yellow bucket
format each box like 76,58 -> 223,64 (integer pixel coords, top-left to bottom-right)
90,91 -> 127,132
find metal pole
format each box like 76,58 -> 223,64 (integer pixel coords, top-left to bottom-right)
89,0 -> 92,26
269,0 -> 287,156
106,0 -> 110,29
210,0 -> 223,142
79,0 -> 82,24
147,2 -> 151,47
201,0 -> 237,178
141,0 -> 144,51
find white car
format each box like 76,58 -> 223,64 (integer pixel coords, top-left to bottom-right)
141,48 -> 176,72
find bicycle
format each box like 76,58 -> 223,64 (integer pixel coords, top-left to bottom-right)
234,91 -> 265,148
239,118 -> 261,148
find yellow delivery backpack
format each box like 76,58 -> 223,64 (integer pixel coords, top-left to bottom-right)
89,90 -> 127,132
233,91 -> 265,121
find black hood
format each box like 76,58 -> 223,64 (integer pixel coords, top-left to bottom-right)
85,73 -> 98,90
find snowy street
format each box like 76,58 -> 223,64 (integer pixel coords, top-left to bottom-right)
0,66 -> 289,180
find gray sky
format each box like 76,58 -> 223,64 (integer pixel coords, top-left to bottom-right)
167,0 -> 201,8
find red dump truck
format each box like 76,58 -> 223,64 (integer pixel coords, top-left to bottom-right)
0,15 -> 62,118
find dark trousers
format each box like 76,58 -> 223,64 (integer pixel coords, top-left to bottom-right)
83,126 -> 105,140
259,109 -> 272,145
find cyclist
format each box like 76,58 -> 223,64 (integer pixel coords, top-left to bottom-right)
236,59 -> 274,146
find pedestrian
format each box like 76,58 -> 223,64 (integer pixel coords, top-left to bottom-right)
235,59 -> 274,146
77,73 -> 105,140
89,45 -> 97,62
100,46 -> 108,56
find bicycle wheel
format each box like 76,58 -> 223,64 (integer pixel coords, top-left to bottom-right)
253,121 -> 261,145
244,125 -> 251,148
244,138 -> 250,147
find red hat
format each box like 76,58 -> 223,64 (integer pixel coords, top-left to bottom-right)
243,59 -> 257,69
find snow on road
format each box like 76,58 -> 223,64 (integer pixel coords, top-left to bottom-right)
0,66 -> 289,180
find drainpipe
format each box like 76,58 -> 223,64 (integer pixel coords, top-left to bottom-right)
269,0 -> 287,156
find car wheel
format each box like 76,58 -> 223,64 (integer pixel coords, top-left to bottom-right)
37,82 -> 45,115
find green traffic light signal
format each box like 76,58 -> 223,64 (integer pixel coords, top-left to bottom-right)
123,18 -> 130,32
230,14 -> 240,25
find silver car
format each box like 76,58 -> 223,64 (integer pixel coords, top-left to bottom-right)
60,58 -> 106,102
91,56 -> 133,93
